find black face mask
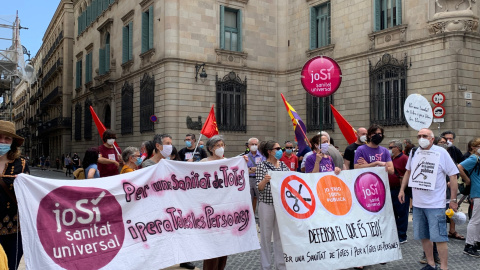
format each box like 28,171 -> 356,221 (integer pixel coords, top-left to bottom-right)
371,134 -> 383,145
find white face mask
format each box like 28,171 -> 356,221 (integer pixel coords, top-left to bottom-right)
359,135 -> 367,143
160,145 -> 173,158
215,147 -> 225,157
388,149 -> 393,156
447,141 -> 453,147
477,148 -> 480,155
106,139 -> 115,145
250,145 -> 258,152
418,138 -> 430,149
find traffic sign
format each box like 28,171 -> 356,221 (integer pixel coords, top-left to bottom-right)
433,105 -> 445,118
301,56 -> 342,98
280,175 -> 316,219
432,92 -> 445,105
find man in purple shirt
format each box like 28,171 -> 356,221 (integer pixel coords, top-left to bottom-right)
246,137 -> 266,214
354,124 -> 394,175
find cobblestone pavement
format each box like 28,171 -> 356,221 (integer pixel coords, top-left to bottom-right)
16,168 -> 479,270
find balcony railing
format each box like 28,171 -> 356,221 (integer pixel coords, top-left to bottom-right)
13,111 -> 24,121
14,96 -> 26,108
42,58 -> 63,86
38,117 -> 71,135
40,86 -> 62,109
41,31 -> 63,66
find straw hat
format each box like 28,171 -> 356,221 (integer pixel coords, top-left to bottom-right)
0,120 -> 24,146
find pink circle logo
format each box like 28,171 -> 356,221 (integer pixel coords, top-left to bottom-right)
300,56 -> 342,97
354,172 -> 386,213
37,186 -> 124,270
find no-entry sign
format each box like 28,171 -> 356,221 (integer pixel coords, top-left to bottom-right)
301,56 -> 342,97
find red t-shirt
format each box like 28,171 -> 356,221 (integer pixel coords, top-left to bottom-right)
388,153 -> 408,189
280,152 -> 298,171
98,144 -> 122,177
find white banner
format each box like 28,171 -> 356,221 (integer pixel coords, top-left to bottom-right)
408,150 -> 440,190
15,157 -> 259,270
270,167 -> 402,270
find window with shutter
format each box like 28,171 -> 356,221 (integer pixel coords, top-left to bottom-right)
374,0 -> 402,31
141,7 -> 153,53
310,2 -> 331,49
220,6 -> 242,52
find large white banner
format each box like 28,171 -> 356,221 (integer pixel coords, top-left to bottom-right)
15,157 -> 259,270
270,167 -> 402,270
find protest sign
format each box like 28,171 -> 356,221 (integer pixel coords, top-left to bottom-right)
270,167 -> 402,270
14,157 -> 259,270
408,149 -> 440,190
404,94 -> 433,130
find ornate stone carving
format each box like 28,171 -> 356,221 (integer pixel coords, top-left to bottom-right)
368,25 -> 407,51
305,44 -> 335,58
429,0 -> 478,34
215,49 -> 248,67
186,116 -> 202,130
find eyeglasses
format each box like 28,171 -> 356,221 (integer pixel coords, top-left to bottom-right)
388,146 -> 396,149
417,135 -> 430,139
271,147 -> 282,151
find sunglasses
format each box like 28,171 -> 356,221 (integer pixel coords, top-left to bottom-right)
285,147 -> 293,149
388,146 -> 396,149
271,147 -> 282,151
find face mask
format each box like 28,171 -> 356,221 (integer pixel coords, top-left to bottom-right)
359,135 -> 367,143
286,149 -> 293,154
199,145 -> 204,149
447,141 -> 453,148
250,145 -> 258,152
106,139 -> 115,145
185,141 -> 192,148
160,145 -> 173,158
320,143 -> 329,154
418,138 -> 430,149
215,147 -> 225,157
477,148 -> 480,155
371,134 -> 383,145
274,149 -> 283,160
135,157 -> 143,166
388,149 -> 393,156
440,144 -> 448,150
0,143 -> 11,156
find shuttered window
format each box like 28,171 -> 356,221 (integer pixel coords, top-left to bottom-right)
220,6 -> 242,52
122,22 -> 133,63
85,52 -> 92,83
374,0 -> 402,31
141,6 -> 154,53
310,2 -> 331,50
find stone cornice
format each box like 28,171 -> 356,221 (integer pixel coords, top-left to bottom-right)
97,18 -> 113,32
121,9 -> 135,23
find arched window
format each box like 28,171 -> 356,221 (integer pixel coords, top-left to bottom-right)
84,99 -> 93,140
121,81 -> 133,135
75,103 -> 82,140
369,53 -> 408,126
140,74 -> 155,133
215,71 -> 246,132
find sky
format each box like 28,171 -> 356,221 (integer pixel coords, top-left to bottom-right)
1,0 -> 60,60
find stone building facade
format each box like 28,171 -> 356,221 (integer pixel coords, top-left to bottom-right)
17,0 -> 76,161
43,0 -> 480,157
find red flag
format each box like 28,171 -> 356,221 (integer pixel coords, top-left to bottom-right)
201,105 -> 219,138
330,104 -> 357,144
89,106 -> 120,149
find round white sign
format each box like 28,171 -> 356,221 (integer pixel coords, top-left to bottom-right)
404,94 -> 433,130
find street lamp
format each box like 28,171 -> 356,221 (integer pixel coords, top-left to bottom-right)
195,63 -> 207,82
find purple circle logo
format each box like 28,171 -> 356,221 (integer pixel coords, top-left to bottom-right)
300,56 -> 342,97
354,172 -> 386,213
37,186 -> 124,270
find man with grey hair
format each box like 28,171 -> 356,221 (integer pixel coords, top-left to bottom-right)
399,128 -> 459,270
246,137 -> 265,214
388,139 -> 409,244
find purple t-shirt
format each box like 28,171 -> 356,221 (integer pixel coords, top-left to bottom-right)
354,144 -> 392,165
305,153 -> 335,173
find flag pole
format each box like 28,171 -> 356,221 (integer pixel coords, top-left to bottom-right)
294,118 -> 311,148
192,133 -> 203,159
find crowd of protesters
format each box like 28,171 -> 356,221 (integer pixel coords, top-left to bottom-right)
1,118 -> 479,270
